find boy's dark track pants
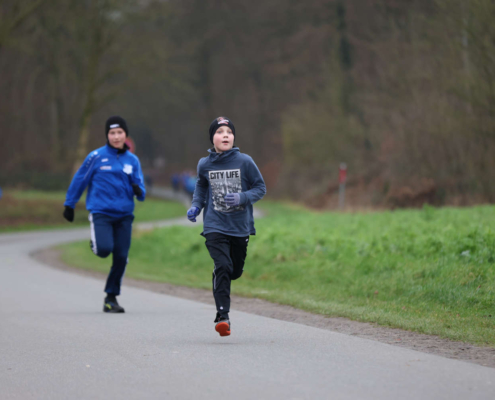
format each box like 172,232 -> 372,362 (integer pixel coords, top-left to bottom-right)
204,232 -> 249,319
89,213 -> 134,296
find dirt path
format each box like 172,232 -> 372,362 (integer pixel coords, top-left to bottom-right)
34,247 -> 495,369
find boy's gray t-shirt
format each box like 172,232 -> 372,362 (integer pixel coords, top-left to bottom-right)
192,147 -> 266,237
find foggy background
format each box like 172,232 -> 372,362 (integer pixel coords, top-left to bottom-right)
1,0 -> 494,209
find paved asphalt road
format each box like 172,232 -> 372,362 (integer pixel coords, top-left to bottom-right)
1,220 -> 495,400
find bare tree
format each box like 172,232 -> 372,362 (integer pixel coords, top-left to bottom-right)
72,0 -> 127,173
0,0 -> 46,48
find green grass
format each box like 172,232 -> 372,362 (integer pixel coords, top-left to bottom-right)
59,202 -> 495,346
0,189 -> 185,232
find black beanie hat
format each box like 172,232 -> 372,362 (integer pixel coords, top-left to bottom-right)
105,116 -> 128,137
209,116 -> 235,144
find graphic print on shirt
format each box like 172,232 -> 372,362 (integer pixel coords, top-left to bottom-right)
209,169 -> 244,213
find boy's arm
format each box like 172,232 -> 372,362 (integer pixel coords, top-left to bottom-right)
239,158 -> 266,206
131,158 -> 146,201
64,152 -> 100,208
191,160 -> 208,210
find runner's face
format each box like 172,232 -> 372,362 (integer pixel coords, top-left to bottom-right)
108,128 -> 126,149
213,126 -> 234,153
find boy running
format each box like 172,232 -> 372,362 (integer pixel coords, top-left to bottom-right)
187,116 -> 266,336
63,116 -> 146,313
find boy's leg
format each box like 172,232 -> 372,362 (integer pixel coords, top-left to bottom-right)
230,236 -> 249,281
104,214 -> 134,296
204,232 -> 233,319
89,213 -> 114,258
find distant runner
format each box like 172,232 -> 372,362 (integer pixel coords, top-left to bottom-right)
63,116 -> 146,313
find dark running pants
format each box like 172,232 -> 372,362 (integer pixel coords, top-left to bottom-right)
89,213 -> 134,296
204,232 -> 249,319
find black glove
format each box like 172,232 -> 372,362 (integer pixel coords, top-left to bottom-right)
63,206 -> 74,222
131,183 -> 143,197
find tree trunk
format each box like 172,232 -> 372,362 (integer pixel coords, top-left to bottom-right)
50,76 -> 62,171
71,3 -> 103,174
73,113 -> 92,174
72,71 -> 97,174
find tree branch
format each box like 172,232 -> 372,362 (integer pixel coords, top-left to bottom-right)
0,0 -> 46,47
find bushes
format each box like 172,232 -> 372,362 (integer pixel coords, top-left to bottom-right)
0,172 -> 71,191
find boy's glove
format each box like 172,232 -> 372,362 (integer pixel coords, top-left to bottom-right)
187,206 -> 200,222
63,206 -> 74,222
224,193 -> 242,207
131,183 -> 143,197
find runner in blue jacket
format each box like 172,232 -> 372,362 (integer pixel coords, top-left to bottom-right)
63,116 -> 146,313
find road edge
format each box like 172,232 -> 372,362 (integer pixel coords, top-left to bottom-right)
33,246 -> 495,369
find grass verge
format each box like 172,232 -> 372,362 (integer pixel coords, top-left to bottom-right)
0,189 -> 185,232
59,202 -> 495,346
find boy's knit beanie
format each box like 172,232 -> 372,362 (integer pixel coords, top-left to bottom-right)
209,116 -> 235,144
105,116 -> 129,137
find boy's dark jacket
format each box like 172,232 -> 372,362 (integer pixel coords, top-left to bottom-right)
192,147 -> 266,236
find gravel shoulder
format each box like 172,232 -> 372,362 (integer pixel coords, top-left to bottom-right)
34,247 -> 495,369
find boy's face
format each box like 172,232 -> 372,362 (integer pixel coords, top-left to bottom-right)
213,125 -> 234,153
108,128 -> 126,149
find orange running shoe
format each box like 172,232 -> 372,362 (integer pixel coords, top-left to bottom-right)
215,319 -> 231,337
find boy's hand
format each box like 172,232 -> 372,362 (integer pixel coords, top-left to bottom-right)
187,206 -> 200,222
224,193 -> 241,207
131,183 -> 143,197
63,206 -> 74,222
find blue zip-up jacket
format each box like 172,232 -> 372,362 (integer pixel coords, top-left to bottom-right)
192,147 -> 266,236
64,144 -> 146,217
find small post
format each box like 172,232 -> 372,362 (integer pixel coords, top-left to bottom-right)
338,163 -> 347,210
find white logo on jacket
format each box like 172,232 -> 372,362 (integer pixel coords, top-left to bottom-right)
101,158 -> 108,162
123,164 -> 133,174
